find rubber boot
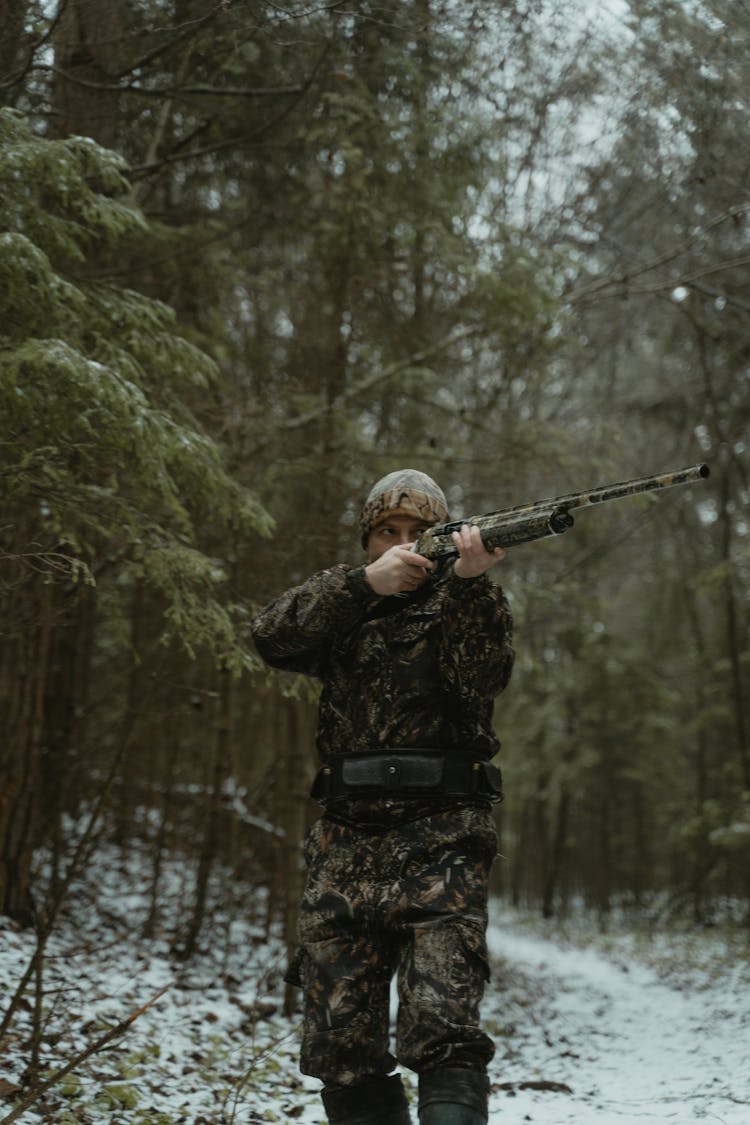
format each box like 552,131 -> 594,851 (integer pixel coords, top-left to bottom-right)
322,1073 -> 412,1125
418,1067 -> 488,1125
418,1107 -> 485,1125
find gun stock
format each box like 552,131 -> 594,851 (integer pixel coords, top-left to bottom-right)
414,463 -> 710,559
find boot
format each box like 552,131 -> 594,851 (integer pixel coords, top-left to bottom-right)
418,1067 -> 488,1125
418,1107 -> 485,1125
322,1073 -> 412,1125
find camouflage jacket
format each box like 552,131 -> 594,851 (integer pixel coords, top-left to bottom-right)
251,560 -> 514,763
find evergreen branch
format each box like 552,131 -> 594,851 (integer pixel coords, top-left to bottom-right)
85,207 -> 256,279
0,542 -> 93,592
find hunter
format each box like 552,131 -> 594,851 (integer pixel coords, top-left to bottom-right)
251,469 -> 514,1125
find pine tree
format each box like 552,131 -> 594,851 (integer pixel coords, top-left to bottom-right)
0,108 -> 271,920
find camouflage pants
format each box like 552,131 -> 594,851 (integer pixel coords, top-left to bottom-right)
292,801 -> 497,1089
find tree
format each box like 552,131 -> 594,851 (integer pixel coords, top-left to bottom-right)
501,0 -> 750,918
2,0 -> 744,930
0,108 -> 271,920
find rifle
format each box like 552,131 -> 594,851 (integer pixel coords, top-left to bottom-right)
413,463 -> 710,559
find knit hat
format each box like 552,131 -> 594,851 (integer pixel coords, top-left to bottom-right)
359,469 -> 449,545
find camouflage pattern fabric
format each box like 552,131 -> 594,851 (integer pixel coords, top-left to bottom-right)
293,801 -> 497,1087
251,549 -> 514,1091
359,468 -> 450,545
251,561 -> 514,762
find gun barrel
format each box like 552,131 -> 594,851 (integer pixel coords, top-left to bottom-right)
495,462 -> 710,520
414,462 -> 710,560
557,461 -> 710,512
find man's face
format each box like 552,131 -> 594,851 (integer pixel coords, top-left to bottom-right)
367,514 -> 433,562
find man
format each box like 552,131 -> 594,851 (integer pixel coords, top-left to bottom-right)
251,469 -> 514,1125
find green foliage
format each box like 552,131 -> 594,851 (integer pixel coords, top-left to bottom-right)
0,108 -> 271,667
96,1083 -> 141,1110
139,544 -> 250,671
1,1 -> 747,923
59,1073 -> 83,1098
0,107 -> 144,263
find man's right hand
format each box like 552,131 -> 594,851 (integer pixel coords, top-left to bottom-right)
364,546 -> 435,596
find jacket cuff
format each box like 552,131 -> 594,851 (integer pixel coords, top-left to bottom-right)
345,564 -> 381,604
444,569 -> 493,598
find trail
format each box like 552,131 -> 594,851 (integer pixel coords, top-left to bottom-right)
2,865 -> 748,1125
484,914 -> 750,1124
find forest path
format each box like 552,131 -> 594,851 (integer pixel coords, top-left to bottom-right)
484,911 -> 750,1124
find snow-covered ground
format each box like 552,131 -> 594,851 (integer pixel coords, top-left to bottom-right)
1,843 -> 748,1124
484,911 -> 750,1123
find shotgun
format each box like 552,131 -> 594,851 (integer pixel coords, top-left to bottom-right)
413,463 -> 710,558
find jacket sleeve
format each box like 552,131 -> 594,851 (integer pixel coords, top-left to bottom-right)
437,571 -> 515,700
251,564 -> 379,678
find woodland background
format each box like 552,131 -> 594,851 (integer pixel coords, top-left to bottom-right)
1,0 -> 748,981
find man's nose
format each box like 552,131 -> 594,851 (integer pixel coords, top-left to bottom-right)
397,531 -> 414,546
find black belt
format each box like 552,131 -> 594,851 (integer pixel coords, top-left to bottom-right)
311,750 -> 503,805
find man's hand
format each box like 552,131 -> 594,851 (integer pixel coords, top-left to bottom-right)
364,545 -> 435,596
452,524 -> 505,579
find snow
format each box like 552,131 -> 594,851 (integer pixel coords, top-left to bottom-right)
484,912 -> 750,1123
1,841 -> 748,1124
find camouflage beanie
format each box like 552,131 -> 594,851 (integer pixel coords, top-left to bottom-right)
359,469 -> 449,545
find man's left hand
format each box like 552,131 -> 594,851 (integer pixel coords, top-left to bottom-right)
452,524 -> 505,579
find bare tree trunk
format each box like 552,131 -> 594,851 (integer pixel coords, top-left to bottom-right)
42,582 -> 97,898
682,569 -> 711,923
510,798 -> 531,909
694,330 -> 750,789
596,787 -> 612,930
0,0 -> 28,105
50,0 -> 124,145
180,663 -> 230,959
142,708 -> 182,940
717,461 -> 750,788
0,531 -> 56,921
532,775 -> 550,913
112,579 -> 148,848
542,787 -> 569,920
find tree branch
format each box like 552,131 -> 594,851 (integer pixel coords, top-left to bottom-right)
280,325 -> 482,431
32,64 -> 304,98
127,39 -> 331,179
569,204 -> 750,306
0,0 -> 70,92
0,987 -> 169,1125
